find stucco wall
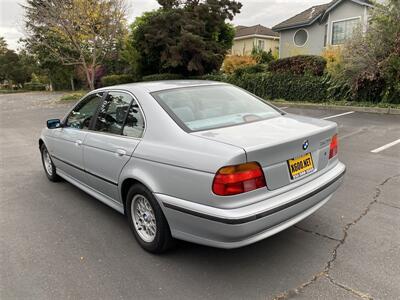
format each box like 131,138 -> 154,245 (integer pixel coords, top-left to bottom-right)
232,37 -> 279,56
279,24 -> 326,58
279,0 -> 369,58
327,0 -> 369,44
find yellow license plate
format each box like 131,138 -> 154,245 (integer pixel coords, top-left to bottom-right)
288,153 -> 314,179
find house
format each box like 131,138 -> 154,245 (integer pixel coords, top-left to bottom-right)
231,24 -> 280,56
272,0 -> 373,58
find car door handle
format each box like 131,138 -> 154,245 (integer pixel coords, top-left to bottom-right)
75,139 -> 83,146
115,149 -> 126,156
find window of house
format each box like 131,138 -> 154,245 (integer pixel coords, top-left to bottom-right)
257,40 -> 265,50
332,18 -> 360,45
294,29 -> 308,47
324,24 -> 328,47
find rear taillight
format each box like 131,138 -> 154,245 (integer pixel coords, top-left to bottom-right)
329,134 -> 338,159
212,162 -> 266,196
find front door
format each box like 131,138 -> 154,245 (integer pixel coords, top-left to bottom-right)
50,92 -> 104,184
83,91 -> 145,202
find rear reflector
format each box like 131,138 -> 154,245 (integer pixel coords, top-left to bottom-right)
212,162 -> 266,196
329,134 -> 338,159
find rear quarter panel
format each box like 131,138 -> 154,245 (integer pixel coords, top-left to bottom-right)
119,135 -> 247,208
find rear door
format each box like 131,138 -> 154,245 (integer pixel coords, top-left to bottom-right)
83,91 -> 145,202
50,92 -> 104,184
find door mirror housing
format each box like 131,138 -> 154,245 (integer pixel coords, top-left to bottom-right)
47,119 -> 62,129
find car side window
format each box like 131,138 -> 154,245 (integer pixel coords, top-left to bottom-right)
93,91 -> 145,138
93,92 -> 131,134
65,93 -> 104,129
123,98 -> 145,138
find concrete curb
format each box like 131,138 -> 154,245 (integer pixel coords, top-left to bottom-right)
271,102 -> 400,115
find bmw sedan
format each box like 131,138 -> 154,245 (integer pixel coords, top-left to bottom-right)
39,80 -> 346,253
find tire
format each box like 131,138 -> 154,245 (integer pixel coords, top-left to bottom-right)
40,144 -> 60,182
126,184 -> 174,253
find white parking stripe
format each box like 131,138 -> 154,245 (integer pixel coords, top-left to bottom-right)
280,107 -> 288,109
322,111 -> 355,120
370,139 -> 400,153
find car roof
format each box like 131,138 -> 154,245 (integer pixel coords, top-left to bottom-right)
95,80 -> 225,93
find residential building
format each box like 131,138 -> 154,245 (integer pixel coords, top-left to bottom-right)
231,24 -> 280,56
272,0 -> 373,58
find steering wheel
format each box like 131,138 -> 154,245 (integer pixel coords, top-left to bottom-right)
81,116 -> 92,129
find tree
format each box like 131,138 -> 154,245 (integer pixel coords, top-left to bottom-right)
330,0 -> 400,103
0,49 -> 32,86
23,0 -> 128,90
126,0 -> 242,76
0,37 -> 7,55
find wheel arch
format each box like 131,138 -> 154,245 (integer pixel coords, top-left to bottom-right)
120,177 -> 155,213
39,138 -> 44,149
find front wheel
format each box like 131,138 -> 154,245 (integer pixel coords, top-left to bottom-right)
126,184 -> 174,253
40,144 -> 60,182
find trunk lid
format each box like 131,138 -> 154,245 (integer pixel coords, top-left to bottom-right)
192,114 -> 337,190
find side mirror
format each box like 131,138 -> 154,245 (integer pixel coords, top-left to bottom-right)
47,119 -> 62,129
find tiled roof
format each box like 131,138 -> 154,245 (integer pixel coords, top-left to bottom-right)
273,0 -> 373,31
235,24 -> 279,38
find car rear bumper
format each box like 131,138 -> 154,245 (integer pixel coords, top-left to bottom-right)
155,162 -> 346,249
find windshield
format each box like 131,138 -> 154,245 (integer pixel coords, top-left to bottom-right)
152,85 -> 281,132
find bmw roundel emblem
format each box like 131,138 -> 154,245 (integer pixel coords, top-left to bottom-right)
302,140 -> 309,151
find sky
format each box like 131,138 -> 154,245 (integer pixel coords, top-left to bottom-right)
0,0 -> 326,51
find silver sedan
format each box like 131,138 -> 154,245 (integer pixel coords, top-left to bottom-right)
39,80 -> 346,253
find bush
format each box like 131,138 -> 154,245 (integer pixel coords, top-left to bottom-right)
200,72 -> 329,102
23,82 -> 47,91
142,73 -> 184,81
233,64 -> 267,77
268,55 -> 327,76
101,74 -> 134,87
222,55 -> 257,74
60,91 -> 87,102
251,48 -> 276,65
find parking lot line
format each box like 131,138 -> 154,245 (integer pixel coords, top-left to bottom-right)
322,111 -> 355,120
370,139 -> 400,153
280,107 -> 288,109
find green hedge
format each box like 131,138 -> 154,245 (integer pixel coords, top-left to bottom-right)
200,72 -> 329,102
142,73 -> 184,81
233,64 -> 267,77
268,55 -> 327,76
24,83 -> 47,91
101,74 -> 134,87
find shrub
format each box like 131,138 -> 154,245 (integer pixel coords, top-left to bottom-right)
233,64 -> 267,77
268,55 -> 327,76
200,72 -> 329,102
142,73 -> 184,81
325,1 -> 400,103
222,55 -> 257,74
251,48 -> 276,65
60,91 -> 87,101
322,47 -> 344,77
23,82 -> 47,91
101,74 -> 134,87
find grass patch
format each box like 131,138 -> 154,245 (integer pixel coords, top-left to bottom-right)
0,89 -> 28,94
60,91 -> 87,102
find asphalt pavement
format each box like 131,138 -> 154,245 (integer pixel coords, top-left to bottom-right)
1,92 -> 399,300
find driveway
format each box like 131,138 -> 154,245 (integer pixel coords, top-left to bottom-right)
1,92 -> 399,300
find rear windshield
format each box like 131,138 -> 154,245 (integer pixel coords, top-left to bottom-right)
152,85 -> 281,132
